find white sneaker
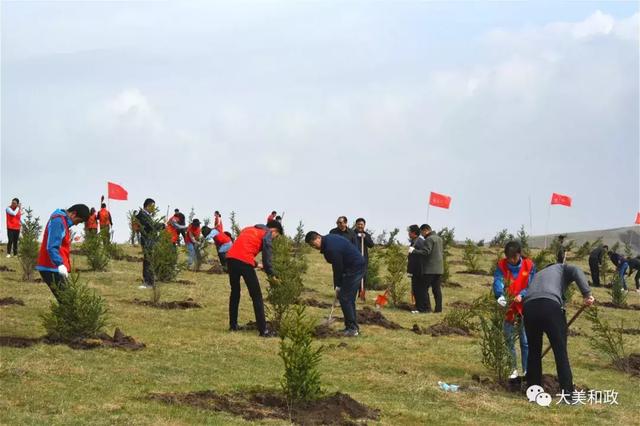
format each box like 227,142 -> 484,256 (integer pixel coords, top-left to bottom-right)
635,289 -> 640,294
411,310 -> 420,314
509,369 -> 518,379
5,254 -> 10,258
138,285 -> 151,289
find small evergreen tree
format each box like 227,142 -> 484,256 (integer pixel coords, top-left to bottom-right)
191,240 -> 209,272
623,241 -> 633,259
489,251 -> 503,276
292,221 -> 306,249
462,238 -> 482,272
585,307 -> 628,371
127,210 -> 141,245
490,229 -> 509,247
82,229 -> 110,271
365,247 -> 383,290
438,227 -> 455,284
532,249 -> 553,270
437,227 -> 456,248
610,272 -> 627,308
279,305 -> 323,402
600,255 -> 613,286
386,228 -> 400,247
478,294 -> 515,383
384,243 -> 408,306
516,225 -> 530,256
17,207 -> 42,281
610,241 -> 620,254
375,230 -> 389,246
230,211 -> 241,239
574,241 -> 592,260
151,230 -> 180,282
267,236 -> 306,331
41,272 -> 108,341
188,207 -> 196,224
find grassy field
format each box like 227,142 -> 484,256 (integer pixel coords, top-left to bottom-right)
1,241 -> 639,425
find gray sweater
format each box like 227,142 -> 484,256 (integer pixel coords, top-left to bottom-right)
413,232 -> 444,275
523,264 -> 591,307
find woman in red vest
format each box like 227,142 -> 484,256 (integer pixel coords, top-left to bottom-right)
97,203 -> 112,235
5,197 -> 21,257
493,241 -> 536,379
85,207 -> 98,235
213,211 -> 223,233
185,219 -> 202,268
225,220 -> 283,337
36,204 -> 90,301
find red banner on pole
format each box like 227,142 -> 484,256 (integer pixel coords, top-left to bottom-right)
429,192 -> 452,209
550,192 -> 571,207
635,212 -> 640,225
108,182 -> 128,201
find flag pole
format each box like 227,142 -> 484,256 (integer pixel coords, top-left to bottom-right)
427,203 -> 431,224
528,195 -> 533,235
544,204 -> 551,249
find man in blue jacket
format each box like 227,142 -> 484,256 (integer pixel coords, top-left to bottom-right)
306,231 -> 365,336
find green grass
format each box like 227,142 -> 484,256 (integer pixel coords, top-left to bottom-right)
0,244 -> 638,425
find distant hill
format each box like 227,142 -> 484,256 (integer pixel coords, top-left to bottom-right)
529,226 -> 640,252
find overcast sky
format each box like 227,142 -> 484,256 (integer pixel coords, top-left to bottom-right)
1,1 -> 638,243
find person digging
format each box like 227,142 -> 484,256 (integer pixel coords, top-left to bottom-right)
36,204 -> 91,302
305,231 -> 365,337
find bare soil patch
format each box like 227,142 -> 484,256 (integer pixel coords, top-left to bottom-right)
449,301 -> 473,309
457,270 -> 490,276
596,302 -> 640,311
614,353 -> 640,376
621,328 -> 640,335
0,328 -> 144,350
132,298 -> 202,309
471,374 -> 590,394
149,389 -> 379,425
355,307 -> 403,329
0,336 -> 41,348
0,297 -> 25,306
0,265 -> 15,272
411,323 -> 472,337
299,298 -> 333,309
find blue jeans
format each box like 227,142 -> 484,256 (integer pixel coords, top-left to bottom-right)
338,269 -> 365,330
619,262 -> 629,290
186,243 -> 196,266
504,318 -> 528,372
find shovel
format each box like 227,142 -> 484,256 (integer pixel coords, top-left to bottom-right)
541,305 -> 587,359
321,294 -> 339,326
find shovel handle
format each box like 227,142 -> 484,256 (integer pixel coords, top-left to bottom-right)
541,305 -> 587,359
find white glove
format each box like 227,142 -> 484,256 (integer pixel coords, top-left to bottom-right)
408,247 -> 415,254
57,264 -> 69,279
497,295 -> 507,307
358,233 -> 364,238
407,273 -> 413,278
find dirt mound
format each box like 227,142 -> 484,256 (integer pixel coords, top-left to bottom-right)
0,265 -> 15,272
621,328 -> 640,335
205,263 -> 225,274
0,336 -> 41,348
122,255 -> 143,263
149,389 -> 379,425
412,323 -> 471,337
300,298 -> 333,309
174,279 -> 196,286
132,298 -> 202,309
472,374 -> 590,394
444,281 -> 463,288
394,302 -> 414,312
449,260 -> 466,266
356,307 -> 403,329
0,297 -> 25,306
313,324 -> 344,339
457,270 -> 490,276
597,302 -> 640,311
62,328 -> 145,350
614,353 -> 640,376
449,301 -> 473,309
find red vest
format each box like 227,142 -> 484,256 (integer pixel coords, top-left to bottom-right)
214,216 -> 223,233
213,230 -> 232,247
166,219 -> 179,243
185,225 -> 201,244
6,208 -> 21,230
86,214 -> 98,230
98,208 -> 110,226
226,226 -> 266,266
498,257 -> 533,322
37,214 -> 71,270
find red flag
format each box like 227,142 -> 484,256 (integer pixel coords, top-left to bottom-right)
550,193 -> 571,207
108,182 -> 128,200
635,212 -> 640,225
429,191 -> 452,209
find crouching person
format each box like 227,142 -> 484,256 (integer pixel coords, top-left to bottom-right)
225,220 -> 283,337
202,225 -> 233,270
305,231 -> 365,337
523,262 -> 594,396
36,204 -> 90,301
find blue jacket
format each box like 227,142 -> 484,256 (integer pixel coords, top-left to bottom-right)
36,209 -> 73,272
492,257 -> 536,299
321,234 -> 365,288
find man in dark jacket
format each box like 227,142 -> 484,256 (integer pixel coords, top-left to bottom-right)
523,263 -> 594,395
588,244 -> 608,287
407,225 -> 429,313
627,257 -> 640,292
354,217 -> 374,298
329,216 -> 355,245
414,224 -> 444,312
136,198 -> 164,289
609,251 -> 629,290
306,231 -> 365,336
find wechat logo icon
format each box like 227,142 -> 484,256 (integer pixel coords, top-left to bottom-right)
527,385 -> 552,407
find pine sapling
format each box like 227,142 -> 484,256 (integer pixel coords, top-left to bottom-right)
384,243 -> 408,306
490,229 -> 509,247
516,225 -> 530,256
365,247 -> 383,290
610,272 -> 627,308
230,211 -> 241,239
267,236 -> 306,331
41,272 -> 109,341
478,291 -> 515,383
585,307 -> 629,372
151,228 -> 180,282
82,228 -> 110,271
462,238 -> 482,273
17,207 -> 42,281
279,305 -> 323,403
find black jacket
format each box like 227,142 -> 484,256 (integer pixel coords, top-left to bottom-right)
589,246 -> 606,264
353,232 -> 374,258
407,236 -> 428,275
136,209 -> 164,248
329,227 -> 356,245
321,234 -> 366,288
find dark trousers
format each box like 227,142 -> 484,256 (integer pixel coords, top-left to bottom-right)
39,270 -> 67,302
218,251 -> 228,270
227,258 -> 267,334
589,259 -> 601,287
424,274 -> 443,312
524,298 -> 574,394
411,274 -> 430,312
7,229 -> 19,255
142,247 -> 155,286
634,269 -> 640,290
339,269 -> 365,330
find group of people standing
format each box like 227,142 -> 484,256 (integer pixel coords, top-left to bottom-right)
588,243 -> 640,291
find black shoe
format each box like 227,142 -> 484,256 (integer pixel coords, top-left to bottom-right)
343,328 -> 359,337
229,325 -> 238,332
259,329 -> 277,338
